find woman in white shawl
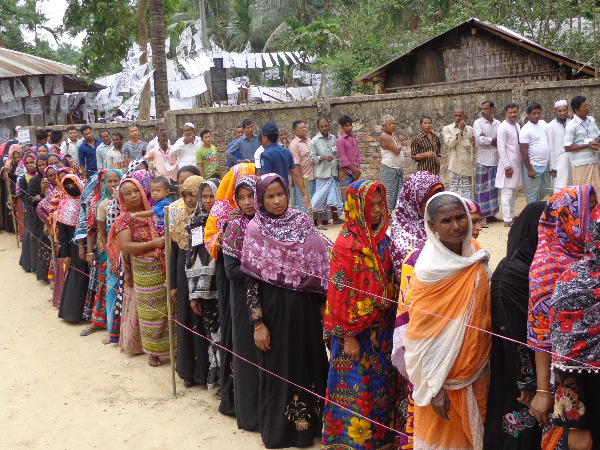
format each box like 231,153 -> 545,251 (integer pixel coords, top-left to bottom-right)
404,192 -> 491,449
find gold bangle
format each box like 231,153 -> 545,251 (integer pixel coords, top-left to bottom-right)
254,323 -> 264,331
536,389 -> 553,395
86,252 -> 95,256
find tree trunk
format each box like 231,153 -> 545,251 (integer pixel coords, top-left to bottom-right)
136,0 -> 151,120
198,0 -> 212,94
149,0 -> 170,118
317,66 -> 326,98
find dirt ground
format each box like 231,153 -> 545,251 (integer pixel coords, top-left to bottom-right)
0,193 -> 528,449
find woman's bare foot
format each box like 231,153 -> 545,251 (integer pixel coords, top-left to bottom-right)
101,334 -> 111,345
148,355 -> 162,367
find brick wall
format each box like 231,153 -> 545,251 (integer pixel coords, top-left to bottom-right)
35,78 -> 600,185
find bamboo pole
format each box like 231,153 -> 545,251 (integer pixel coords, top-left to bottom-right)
290,179 -> 296,208
595,1 -> 598,78
304,174 -> 312,218
49,230 -> 56,265
5,176 -> 19,247
470,140 -> 475,199
163,206 -> 177,397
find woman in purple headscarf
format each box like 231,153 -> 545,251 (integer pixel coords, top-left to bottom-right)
389,171 -> 444,279
240,173 -> 330,448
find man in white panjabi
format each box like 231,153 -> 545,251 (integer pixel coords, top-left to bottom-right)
547,100 -> 572,193
495,103 -> 522,228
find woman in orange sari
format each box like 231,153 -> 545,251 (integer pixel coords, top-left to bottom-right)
404,192 -> 491,449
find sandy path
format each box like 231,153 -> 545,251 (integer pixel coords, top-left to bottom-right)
0,194 -> 527,448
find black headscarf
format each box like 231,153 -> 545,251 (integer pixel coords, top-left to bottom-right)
492,201 -> 546,334
485,202 -> 546,450
27,155 -> 47,206
185,178 -> 221,300
506,201 -> 547,262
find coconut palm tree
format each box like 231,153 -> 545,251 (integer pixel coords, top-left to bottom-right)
150,0 -> 170,117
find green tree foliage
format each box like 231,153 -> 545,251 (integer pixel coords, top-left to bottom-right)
0,0 -> 81,67
287,18 -> 343,96
327,0 -> 407,96
5,0 -> 599,95
64,0 -> 138,78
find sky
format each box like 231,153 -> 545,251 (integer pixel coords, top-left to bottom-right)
22,0 -> 86,49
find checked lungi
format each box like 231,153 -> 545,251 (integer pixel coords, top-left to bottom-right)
475,164 -> 499,218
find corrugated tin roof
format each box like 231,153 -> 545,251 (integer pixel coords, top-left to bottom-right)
354,18 -> 596,84
0,47 -> 76,78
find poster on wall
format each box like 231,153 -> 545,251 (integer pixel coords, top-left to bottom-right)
24,97 -> 42,115
44,76 -> 54,95
53,76 -> 64,94
0,80 -> 14,102
13,79 -> 28,98
17,128 -> 31,143
27,77 -> 44,97
58,95 -> 69,113
7,99 -> 24,117
49,95 -> 59,114
0,126 -> 11,143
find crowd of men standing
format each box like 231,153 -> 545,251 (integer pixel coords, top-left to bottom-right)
25,94 -> 598,227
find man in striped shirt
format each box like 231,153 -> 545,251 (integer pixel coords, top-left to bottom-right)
473,100 -> 501,228
411,115 -> 441,174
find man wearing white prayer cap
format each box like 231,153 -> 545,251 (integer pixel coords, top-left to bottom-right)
547,100 -> 572,193
169,122 -> 202,169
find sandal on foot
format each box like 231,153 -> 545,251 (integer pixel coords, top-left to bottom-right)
317,225 -> 328,230
80,326 -> 102,336
184,379 -> 195,388
148,356 -> 162,367
332,218 -> 344,224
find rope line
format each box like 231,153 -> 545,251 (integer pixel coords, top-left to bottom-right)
9,194 -> 598,372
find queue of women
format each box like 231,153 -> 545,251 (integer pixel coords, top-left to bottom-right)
3,138 -> 600,450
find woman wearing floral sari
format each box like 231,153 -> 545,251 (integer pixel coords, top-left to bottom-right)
77,171 -> 105,331
527,185 -> 596,448
109,172 -> 171,367
404,192 -> 491,449
97,169 -> 123,343
321,179 -> 398,450
550,204 -> 600,450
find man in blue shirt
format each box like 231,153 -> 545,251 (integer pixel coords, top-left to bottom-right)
227,125 -> 244,169
78,125 -> 100,177
259,121 -> 309,209
225,118 -> 260,165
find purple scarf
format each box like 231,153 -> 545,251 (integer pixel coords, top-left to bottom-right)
241,173 -> 331,295
389,171 -> 444,274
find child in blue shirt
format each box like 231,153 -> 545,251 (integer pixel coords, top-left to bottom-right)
131,176 -> 171,235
